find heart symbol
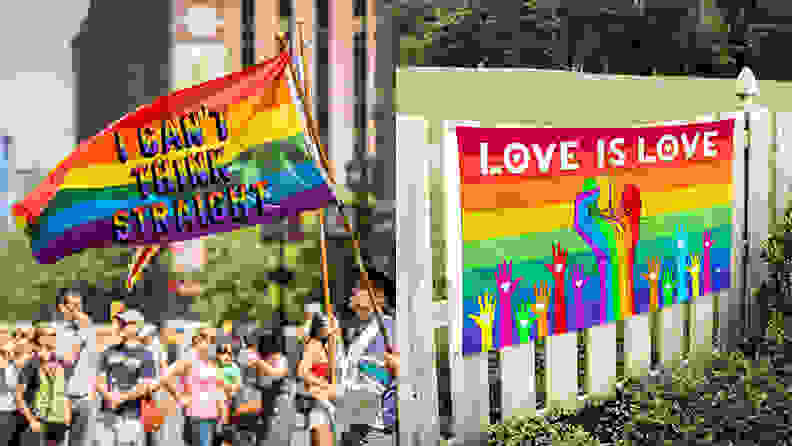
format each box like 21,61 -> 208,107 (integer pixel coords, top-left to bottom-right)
650,273 -> 657,280
520,319 -> 530,328
500,282 -> 510,293
677,240 -> 685,249
575,280 -> 583,288
555,264 -> 563,273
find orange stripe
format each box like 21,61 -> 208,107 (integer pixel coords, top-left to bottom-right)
461,160 -> 732,209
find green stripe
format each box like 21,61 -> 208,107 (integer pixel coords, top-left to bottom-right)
462,204 -> 732,270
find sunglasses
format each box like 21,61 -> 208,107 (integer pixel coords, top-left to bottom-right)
193,333 -> 216,344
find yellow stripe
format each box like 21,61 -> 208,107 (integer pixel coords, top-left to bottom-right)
462,183 -> 732,242
60,102 -> 302,190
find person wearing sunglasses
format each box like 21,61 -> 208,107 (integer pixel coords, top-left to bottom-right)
158,327 -> 225,446
94,309 -> 157,446
55,287 -> 100,446
15,323 -> 73,446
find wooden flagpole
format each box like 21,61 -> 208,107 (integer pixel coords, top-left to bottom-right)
275,33 -> 394,352
293,22 -> 336,385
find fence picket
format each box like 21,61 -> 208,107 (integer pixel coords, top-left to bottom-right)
443,119 -> 489,444
658,303 -> 686,369
690,292 -> 715,363
501,343 -> 536,417
624,313 -> 652,378
587,322 -> 618,399
546,332 -> 579,410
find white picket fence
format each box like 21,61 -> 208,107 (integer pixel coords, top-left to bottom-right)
395,107 -> 792,445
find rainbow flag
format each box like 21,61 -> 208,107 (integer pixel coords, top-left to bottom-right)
12,50 -> 334,264
455,120 -> 735,355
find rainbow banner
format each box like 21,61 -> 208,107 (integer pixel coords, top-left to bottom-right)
455,120 -> 735,355
12,50 -> 334,264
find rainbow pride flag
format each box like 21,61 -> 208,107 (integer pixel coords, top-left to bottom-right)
13,50 -> 334,264
454,120 -> 735,355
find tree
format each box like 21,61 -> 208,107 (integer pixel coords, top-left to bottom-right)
1,229 -> 131,321
174,215 -> 325,328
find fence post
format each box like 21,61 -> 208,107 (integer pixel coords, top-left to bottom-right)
775,112 -> 792,226
747,104 -> 772,339
443,119 -> 489,445
395,114 -> 441,445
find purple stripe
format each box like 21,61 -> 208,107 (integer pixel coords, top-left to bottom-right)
33,184 -> 335,264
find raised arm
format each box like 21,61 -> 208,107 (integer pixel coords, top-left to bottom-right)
253,357 -> 289,378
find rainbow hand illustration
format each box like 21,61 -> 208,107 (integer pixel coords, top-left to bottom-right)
618,184 -> 642,317
702,231 -> 714,295
544,242 -> 569,334
515,297 -> 539,345
571,265 -> 591,331
661,267 -> 676,307
495,259 -> 522,350
674,224 -> 691,303
532,281 -> 551,340
468,291 -> 497,353
641,256 -> 661,312
686,255 -> 702,301
574,179 -> 615,324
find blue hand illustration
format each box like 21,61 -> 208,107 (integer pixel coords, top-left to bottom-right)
674,224 -> 691,303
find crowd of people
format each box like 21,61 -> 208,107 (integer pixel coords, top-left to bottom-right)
0,266 -> 400,446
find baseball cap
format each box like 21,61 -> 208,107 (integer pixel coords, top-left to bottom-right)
116,309 -> 145,324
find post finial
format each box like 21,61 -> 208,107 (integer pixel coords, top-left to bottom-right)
737,67 -> 760,98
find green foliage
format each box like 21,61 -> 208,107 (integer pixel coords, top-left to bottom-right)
182,220 -> 323,327
488,407 -> 600,446
767,309 -> 786,345
397,7 -> 475,66
0,230 -> 131,321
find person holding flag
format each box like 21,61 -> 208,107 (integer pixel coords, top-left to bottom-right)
298,263 -> 400,446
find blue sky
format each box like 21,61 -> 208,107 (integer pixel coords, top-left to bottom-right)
0,1 -> 90,169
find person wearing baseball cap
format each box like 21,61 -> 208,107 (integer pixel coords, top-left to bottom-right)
94,309 -> 157,446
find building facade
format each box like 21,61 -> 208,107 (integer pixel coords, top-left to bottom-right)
71,0 -> 397,320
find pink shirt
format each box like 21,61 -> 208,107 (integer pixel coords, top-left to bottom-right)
183,357 -> 221,419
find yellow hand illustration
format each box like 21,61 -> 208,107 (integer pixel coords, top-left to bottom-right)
686,254 -> 702,301
468,291 -> 497,352
531,281 -> 551,340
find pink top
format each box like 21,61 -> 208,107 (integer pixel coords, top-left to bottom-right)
183,357 -> 221,419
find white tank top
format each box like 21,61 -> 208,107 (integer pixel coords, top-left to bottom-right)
0,364 -> 18,411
